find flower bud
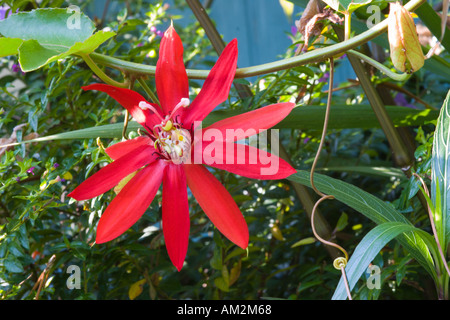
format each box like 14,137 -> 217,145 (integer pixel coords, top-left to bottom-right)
387,2 -> 424,74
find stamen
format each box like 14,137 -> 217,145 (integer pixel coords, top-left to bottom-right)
170,98 -> 190,117
139,101 -> 164,121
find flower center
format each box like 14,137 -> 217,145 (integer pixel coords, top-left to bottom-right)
154,124 -> 191,164
140,98 -> 192,164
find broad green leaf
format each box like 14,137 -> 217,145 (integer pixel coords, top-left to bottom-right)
0,8 -> 115,71
431,89 -> 450,247
18,31 -> 115,72
288,171 -> 437,282
0,37 -> 23,56
332,222 -> 427,300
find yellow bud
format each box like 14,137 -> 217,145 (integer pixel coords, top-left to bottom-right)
271,224 -> 285,241
62,171 -> 73,180
387,2 -> 424,74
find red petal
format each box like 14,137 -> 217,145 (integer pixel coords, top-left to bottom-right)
184,164 -> 248,249
156,26 -> 189,116
182,39 -> 238,127
162,164 -> 190,271
95,160 -> 166,243
106,136 -> 152,160
82,84 -> 162,131
199,141 -> 296,180
68,144 -> 156,201
205,102 -> 295,142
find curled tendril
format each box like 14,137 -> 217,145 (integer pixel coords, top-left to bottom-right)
333,257 -> 347,270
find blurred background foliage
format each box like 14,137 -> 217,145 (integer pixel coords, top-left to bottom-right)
0,0 -> 449,300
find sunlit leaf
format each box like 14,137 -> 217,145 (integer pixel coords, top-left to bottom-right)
430,89 -> 450,246
128,279 -> 146,300
0,8 -> 115,71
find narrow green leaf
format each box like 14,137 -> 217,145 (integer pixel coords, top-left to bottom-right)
332,222 -> 424,300
3,256 -> 24,273
318,166 -> 405,180
288,171 -> 437,282
289,170 -> 410,225
277,105 -> 438,130
291,237 -> 316,248
431,89 -> 450,246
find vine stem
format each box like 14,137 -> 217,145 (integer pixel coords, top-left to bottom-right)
309,57 -> 351,300
79,53 -> 129,88
310,57 -> 334,198
340,264 -> 352,300
413,173 -> 450,279
122,79 -> 136,140
347,49 -> 409,81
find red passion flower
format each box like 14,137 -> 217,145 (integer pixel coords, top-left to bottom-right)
68,26 -> 296,271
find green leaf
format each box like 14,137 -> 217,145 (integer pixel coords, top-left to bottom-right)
214,277 -> 229,292
274,104 -> 438,131
0,8 -> 115,71
0,37 -> 23,56
289,171 -> 410,225
431,89 -> 450,246
3,256 -> 24,273
291,237 -> 316,248
335,212 -> 349,232
332,222 -> 425,300
318,166 -> 405,180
